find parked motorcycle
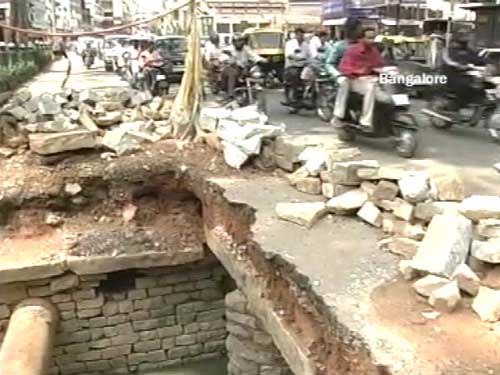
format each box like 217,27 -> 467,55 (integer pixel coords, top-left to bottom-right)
421,65 -> 500,142
334,67 -> 419,158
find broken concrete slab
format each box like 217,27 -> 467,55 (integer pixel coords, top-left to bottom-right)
222,141 -> 250,169
413,275 -> 450,297
38,97 -> 61,116
392,198 -> 414,221
460,196 -> 500,221
452,264 -> 480,296
476,219 -> 500,239
471,239 -> 500,264
414,202 -> 461,222
356,166 -> 405,181
429,281 -> 461,313
295,178 -> 322,195
411,214 -> 472,278
298,147 -> 328,176
78,109 -> 99,132
398,172 -> 430,203
29,130 -> 97,155
7,106 -> 29,121
329,160 -> 379,186
95,111 -> 122,127
378,237 -> 419,259
327,189 -> 368,215
357,202 -> 383,228
382,216 -> 426,240
433,175 -> 466,202
321,183 -> 335,199
24,119 -> 78,133
472,287 -> 500,322
372,181 -> 399,201
275,202 -> 327,228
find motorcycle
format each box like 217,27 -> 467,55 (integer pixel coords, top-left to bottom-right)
316,69 -> 337,122
233,63 -> 268,114
146,62 -> 172,96
421,65 -> 500,143
84,55 -> 95,70
334,67 -> 419,158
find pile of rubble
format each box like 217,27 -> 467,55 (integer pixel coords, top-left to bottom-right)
273,141 -> 500,322
0,87 -> 173,157
199,105 -> 285,169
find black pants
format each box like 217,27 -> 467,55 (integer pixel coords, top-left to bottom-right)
221,65 -> 242,99
446,73 -> 485,108
283,67 -> 303,102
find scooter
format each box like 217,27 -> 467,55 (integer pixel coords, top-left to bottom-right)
421,65 -> 500,143
334,67 -> 419,158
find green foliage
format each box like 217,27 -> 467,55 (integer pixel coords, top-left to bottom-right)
0,49 -> 52,92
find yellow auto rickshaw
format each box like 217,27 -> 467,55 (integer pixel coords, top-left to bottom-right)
244,28 -> 286,83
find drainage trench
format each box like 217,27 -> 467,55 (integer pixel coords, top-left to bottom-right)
0,168 -> 382,375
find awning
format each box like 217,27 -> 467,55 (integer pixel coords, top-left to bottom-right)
322,18 -> 347,26
381,19 -> 421,26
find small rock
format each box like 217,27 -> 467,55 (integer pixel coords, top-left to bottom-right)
413,275 -> 450,297
471,239 -> 500,264
287,166 -> 309,186
79,89 -> 100,105
321,183 -> 335,199
275,202 -> 327,229
122,204 -> 138,223
383,216 -> 426,240
452,264 -> 480,296
378,237 -> 419,259
357,202 -> 383,227
38,97 -> 61,116
429,281 -> 461,313
360,181 -> 377,196
45,213 -> 64,227
375,200 -> 398,212
29,130 -> 97,155
433,175 -> 466,202
330,160 -> 379,186
399,260 -> 418,280
421,311 -> 441,320
393,198 -> 414,221
411,214 -> 472,278
65,183 -> 82,196
327,189 -> 368,215
414,201 -> 460,222
399,172 -> 430,203
460,196 -> 500,221
372,181 -> 399,201
295,178 -> 322,195
476,219 -> 500,239
472,287 -> 500,322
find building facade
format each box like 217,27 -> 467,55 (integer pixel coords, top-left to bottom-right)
102,0 -> 137,27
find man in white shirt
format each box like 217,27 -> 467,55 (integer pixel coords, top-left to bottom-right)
309,31 -> 329,58
283,28 -> 310,105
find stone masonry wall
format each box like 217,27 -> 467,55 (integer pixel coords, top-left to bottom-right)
225,290 -> 293,375
0,261 -> 230,375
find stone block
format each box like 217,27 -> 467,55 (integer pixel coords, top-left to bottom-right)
118,300 -> 133,313
413,275 -> 450,297
477,219 -> 500,239
414,202 -> 460,222
411,214 -> 472,278
372,181 -> 399,201
50,294 -> 71,304
129,352 -> 148,365
77,308 -> 101,319
0,284 -> 27,304
460,196 -> 500,221
60,311 -> 76,320
382,216 -> 426,240
433,175 -> 466,202
65,342 -> 90,354
472,287 -> 500,322
86,360 -> 111,372
57,302 -> 75,311
360,181 -> 377,196
294,177 -> 322,195
89,317 -> 107,328
134,296 -> 164,310
128,289 -> 147,300
102,301 -> 119,316
199,319 -> 226,331
176,334 -> 197,346
133,319 -> 161,331
59,362 -> 86,375
111,334 -> 139,346
157,325 -> 183,338
357,202 -> 383,227
162,337 -> 176,349
392,198 -> 415,221
327,189 -> 368,215
107,314 -> 128,325
226,335 -> 277,365
50,274 -> 79,292
174,282 -> 196,293
329,160 -> 379,186
204,339 -> 226,353
429,281 -> 461,313
471,239 -> 500,264
227,322 -> 252,339
28,286 -> 52,297
60,319 -> 81,332
286,166 -> 309,186
29,130 -> 97,155
275,202 -> 327,228
158,274 -> 190,286
452,264 -> 480,296
77,350 -> 101,362
197,309 -> 226,323
73,289 -> 96,300
398,172 -> 430,203
169,344 -> 203,359
148,286 -> 174,297
91,338 -> 110,349
101,345 -> 132,360
226,290 -> 247,314
197,329 -> 227,343
131,310 -> 151,320
378,237 -> 419,259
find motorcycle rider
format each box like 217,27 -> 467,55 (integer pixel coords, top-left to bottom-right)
220,33 -> 264,102
335,27 -> 389,130
140,42 -> 164,91
82,42 -> 97,65
309,31 -> 330,59
442,31 -> 488,110
283,28 -> 311,105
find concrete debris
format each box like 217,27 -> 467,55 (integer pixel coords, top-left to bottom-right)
95,111 -> 123,127
360,181 -> 377,196
24,119 -> 78,133
399,260 -> 418,280
392,198 -> 414,221
414,201 -> 461,222
471,239 -> 500,264
122,203 -> 138,223
357,166 -> 405,181
0,147 -> 15,158
79,89 -> 100,105
357,202 -> 383,227
29,130 -> 97,155
38,96 -> 61,116
476,219 -> 500,239
275,202 -> 327,228
78,109 -> 99,132
428,281 -> 461,313
200,107 -> 231,132
45,213 -> 64,227
411,214 -> 472,278
433,175 -> 466,202
327,189 -> 368,215
330,160 -> 379,186
372,180 -> 399,201
413,275 -> 450,297
295,177 -> 322,195
101,123 -> 156,157
383,217 -> 426,240
321,183 -> 335,199
222,141 -> 250,169
378,237 -> 419,259
64,183 -> 82,196
7,106 -> 29,121
398,172 -> 430,203
298,147 -> 328,175
421,311 -> 441,320
452,264 -> 480,296
230,105 -> 267,124
472,287 -> 500,322
460,196 -> 500,221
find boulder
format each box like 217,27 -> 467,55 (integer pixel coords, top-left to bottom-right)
460,196 -> 500,221
372,180 -> 399,201
414,201 -> 461,222
330,160 -> 379,186
433,175 -> 466,202
327,189 -> 368,215
411,214 -> 472,278
413,275 -> 450,297
378,237 -> 419,259
382,216 -> 426,240
429,281 -> 461,313
95,111 -> 122,127
29,131 -> 97,155
476,219 -> 500,239
295,178 -> 322,195
452,264 -> 480,296
357,202 -> 383,227
398,172 -> 430,203
275,202 -> 327,228
472,287 -> 500,322
471,239 -> 500,264
392,198 -> 414,221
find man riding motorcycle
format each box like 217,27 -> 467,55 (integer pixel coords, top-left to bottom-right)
282,28 -> 310,105
82,42 -> 97,65
204,33 -> 223,92
220,33 -> 264,102
139,43 -> 164,91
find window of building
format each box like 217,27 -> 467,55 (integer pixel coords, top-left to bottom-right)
217,23 -> 230,34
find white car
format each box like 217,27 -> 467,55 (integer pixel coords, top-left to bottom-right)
103,35 -> 130,72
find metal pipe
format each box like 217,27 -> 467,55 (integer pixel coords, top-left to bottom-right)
0,299 -> 59,375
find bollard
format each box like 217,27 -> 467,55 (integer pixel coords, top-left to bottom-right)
0,299 -> 59,375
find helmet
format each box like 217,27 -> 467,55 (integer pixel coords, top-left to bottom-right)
209,32 -> 220,45
232,33 -> 245,43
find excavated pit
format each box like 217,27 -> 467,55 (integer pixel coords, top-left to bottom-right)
0,152 -> 388,375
